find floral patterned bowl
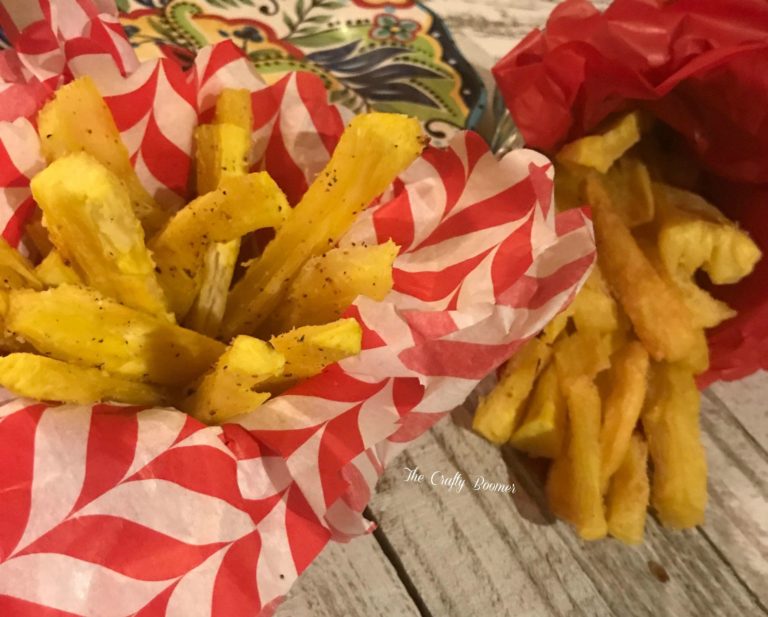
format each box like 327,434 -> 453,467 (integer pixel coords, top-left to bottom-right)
116,0 -> 486,144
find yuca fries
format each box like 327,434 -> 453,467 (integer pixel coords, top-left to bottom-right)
475,110 -> 761,544
0,79 -> 423,422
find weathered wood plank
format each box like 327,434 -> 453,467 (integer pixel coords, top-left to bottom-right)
275,534 -> 420,617
707,371 -> 768,451
368,393 -> 768,617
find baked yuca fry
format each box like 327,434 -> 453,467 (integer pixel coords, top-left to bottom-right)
546,375 -> 607,540
182,336 -> 284,424
570,267 -> 619,333
509,362 -> 566,458
0,353 -> 167,406
606,433 -> 650,544
556,111 -> 644,173
642,363 -> 707,529
265,240 -> 398,334
223,113 -> 425,339
473,338 -> 551,445
599,341 -> 649,492
654,183 -> 761,285
0,237 -> 42,290
195,123 -> 251,195
586,174 -> 702,363
35,251 -> 82,287
267,318 -> 363,387
36,76 -> 167,232
151,172 -> 288,319
31,153 -> 171,320
553,330 -> 613,391
4,285 -> 225,387
187,89 -> 254,336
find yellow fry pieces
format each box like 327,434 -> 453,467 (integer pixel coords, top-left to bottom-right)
601,156 -> 655,227
586,174 -> 703,364
546,375 -> 607,540
570,268 -> 619,334
4,285 -> 225,387
182,336 -> 284,424
266,318 -> 363,390
642,363 -> 708,529
553,330 -> 614,390
599,341 -> 650,491
150,172 -> 288,319
473,338 -> 552,445
222,112 -> 425,339
35,250 -> 82,288
606,433 -> 650,544
36,76 -> 167,233
265,240 -> 398,335
31,153 -> 172,320
509,362 -> 566,459
556,111 -> 645,173
195,123 -> 251,195
654,182 -> 762,285
0,237 -> 42,290
0,353 -> 168,406
214,88 -> 253,130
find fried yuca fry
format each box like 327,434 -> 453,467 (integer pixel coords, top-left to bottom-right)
265,240 -> 398,334
4,285 -> 225,387
606,433 -> 649,545
601,156 -> 654,227
36,76 -> 167,232
586,174 -> 703,363
222,113 -> 425,339
599,341 -> 649,492
509,362 -> 566,458
150,172 -> 288,319
266,318 -> 363,389
31,153 -> 172,320
546,375 -> 607,540
570,267 -> 619,333
35,250 -> 82,287
642,362 -> 707,529
473,338 -> 551,445
182,336 -> 284,424
187,89 -> 255,336
0,353 -> 167,405
539,303 -> 574,344
0,237 -> 42,290
556,111 -> 645,173
553,330 -> 613,391
654,183 -> 761,285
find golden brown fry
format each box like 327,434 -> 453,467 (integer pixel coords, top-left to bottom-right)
266,318 -> 363,390
36,76 -> 167,232
473,338 -> 551,445
571,267 -> 619,334
556,111 -> 645,173
31,153 -> 171,320
509,362 -> 566,458
0,353 -> 167,406
223,113 -> 425,339
35,250 -> 82,287
150,172 -> 288,319
0,237 -> 42,290
182,336 -> 284,424
5,285 -> 225,387
546,375 -> 607,540
599,341 -> 649,491
642,362 -> 707,529
265,240 -> 398,335
586,174 -> 702,363
601,156 -> 654,227
606,433 -> 650,545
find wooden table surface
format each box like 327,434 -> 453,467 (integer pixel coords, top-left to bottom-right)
276,2 -> 768,616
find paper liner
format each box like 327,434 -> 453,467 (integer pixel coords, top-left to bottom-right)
0,2 -> 595,615
493,0 -> 768,386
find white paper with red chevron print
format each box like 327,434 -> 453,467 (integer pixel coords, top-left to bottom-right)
0,2 -> 595,616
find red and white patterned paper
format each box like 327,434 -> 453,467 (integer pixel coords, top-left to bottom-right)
0,2 -> 595,616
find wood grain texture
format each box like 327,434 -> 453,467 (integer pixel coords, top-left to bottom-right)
275,533 -> 420,617
367,378 -> 768,617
